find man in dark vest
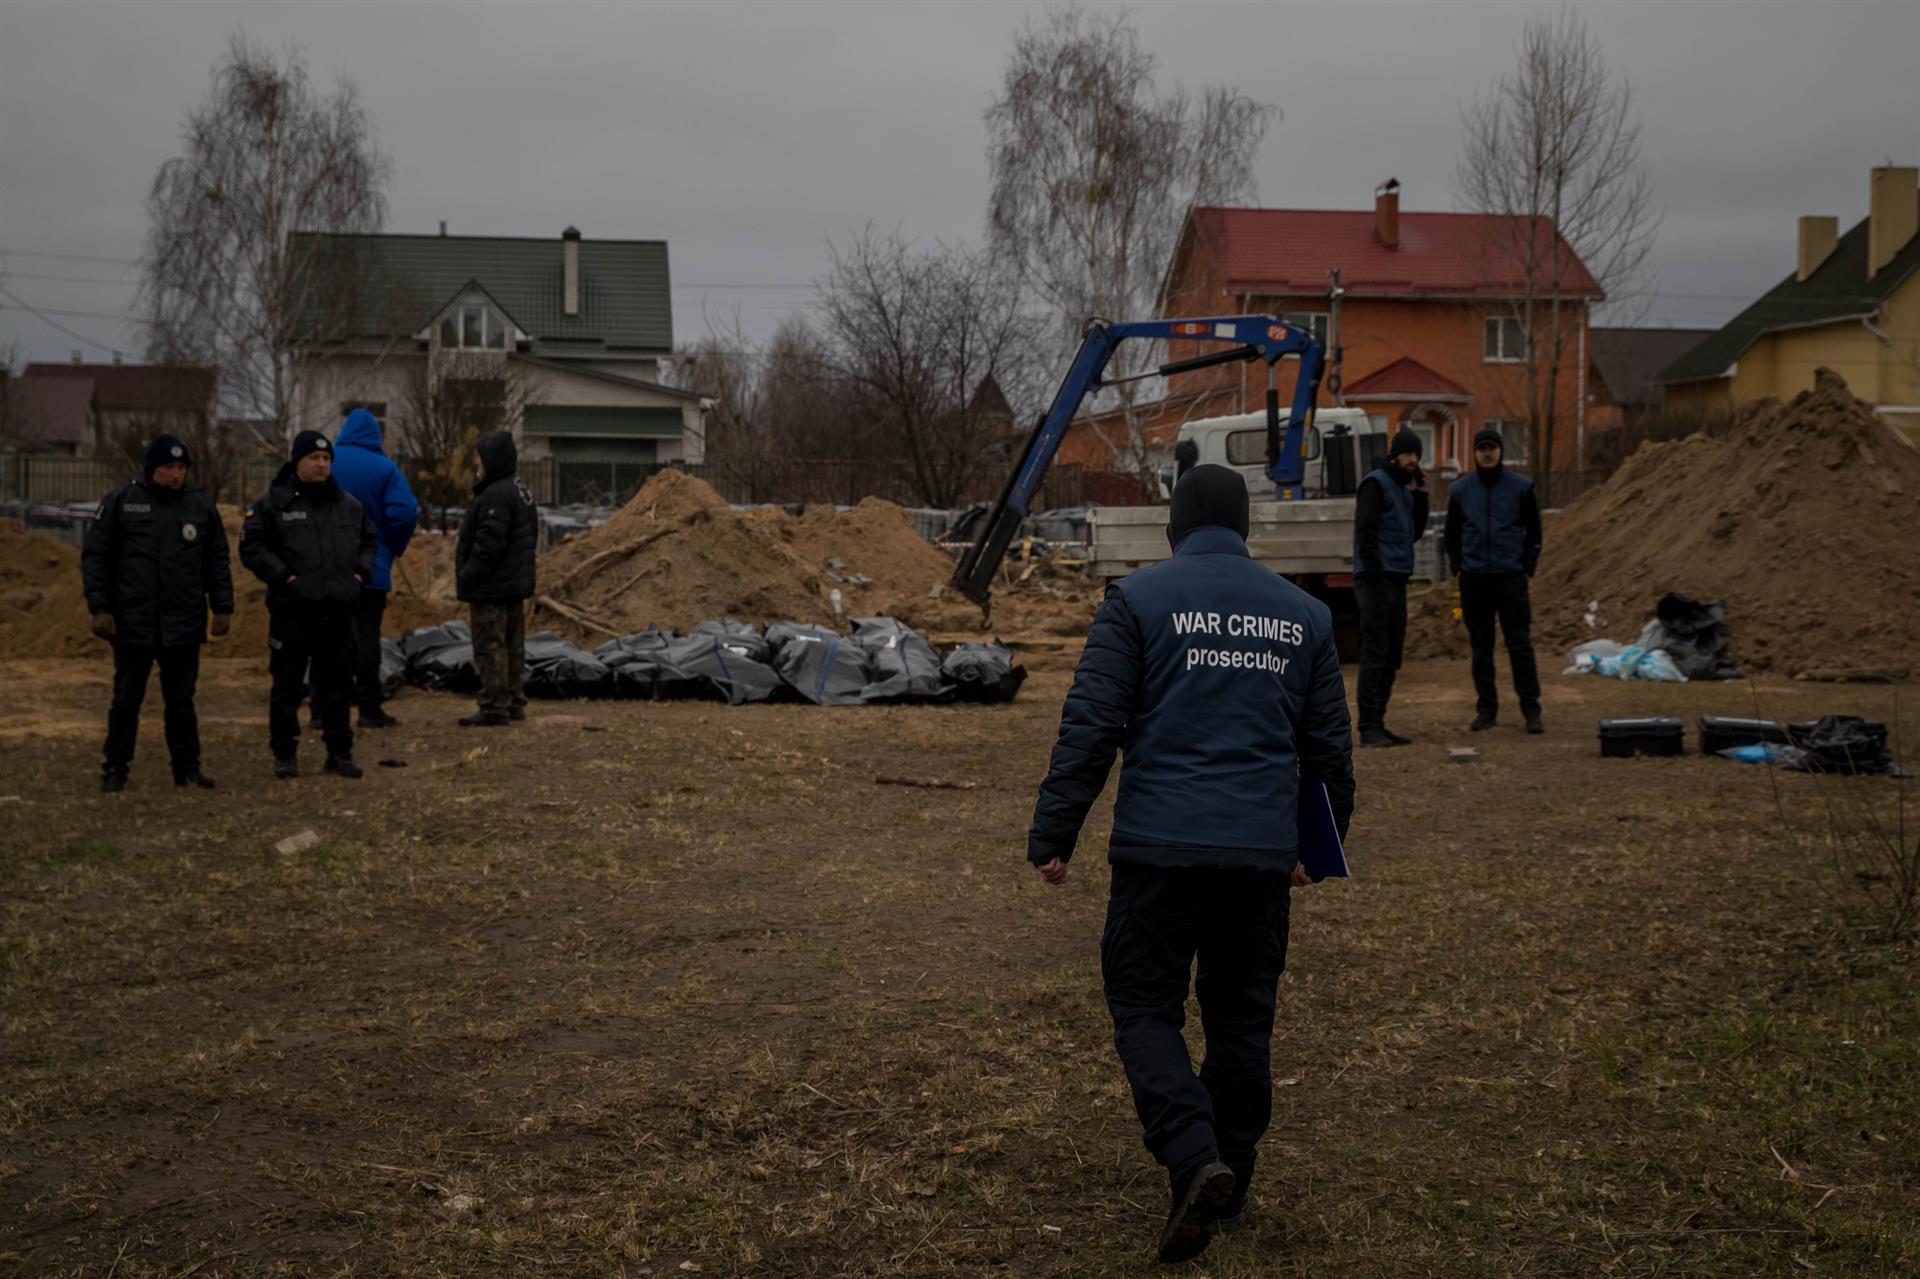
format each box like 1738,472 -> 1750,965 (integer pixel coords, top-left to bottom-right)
1028,464 -> 1355,1263
1445,428 -> 1544,733
455,430 -> 539,727
240,431 -> 376,779
1351,428 -> 1429,747
80,434 -> 235,792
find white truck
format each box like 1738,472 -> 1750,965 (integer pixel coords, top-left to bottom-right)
1088,408 -> 1432,653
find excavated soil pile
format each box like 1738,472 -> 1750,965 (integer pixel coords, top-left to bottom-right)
535,469 -> 966,637
0,513 -> 461,662
1417,370 -> 1920,675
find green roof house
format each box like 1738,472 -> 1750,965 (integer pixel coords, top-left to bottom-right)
288,224 -> 707,501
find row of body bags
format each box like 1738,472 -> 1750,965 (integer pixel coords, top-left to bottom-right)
381,617 -> 1026,707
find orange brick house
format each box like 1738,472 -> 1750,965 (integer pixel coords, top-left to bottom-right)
1057,184 -> 1605,483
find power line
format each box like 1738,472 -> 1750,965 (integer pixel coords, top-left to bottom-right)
0,285 -> 130,354
0,246 -> 141,266
0,269 -> 139,288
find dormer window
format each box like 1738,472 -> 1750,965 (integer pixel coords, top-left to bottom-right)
441,304 -> 508,351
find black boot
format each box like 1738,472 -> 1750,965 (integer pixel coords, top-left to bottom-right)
324,753 -> 364,779
1470,713 -> 1497,732
173,769 -> 216,789
1215,1164 -> 1253,1236
459,712 -> 510,727
1525,715 -> 1545,735
359,707 -> 399,729
1158,1161 -> 1235,1264
100,770 -> 128,794
273,756 -> 300,780
1383,727 -> 1413,746
1359,727 -> 1400,749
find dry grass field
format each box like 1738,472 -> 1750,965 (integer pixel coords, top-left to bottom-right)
2,650 -> 1916,1276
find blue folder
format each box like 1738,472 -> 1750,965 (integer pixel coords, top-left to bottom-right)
1298,775 -> 1350,882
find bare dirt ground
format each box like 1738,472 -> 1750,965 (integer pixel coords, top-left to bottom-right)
2,647 -> 1916,1277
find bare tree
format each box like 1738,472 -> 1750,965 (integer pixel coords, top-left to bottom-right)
0,338 -> 19,442
399,351 -> 536,529
985,3 -> 1274,482
1457,10 -> 1656,503
675,315 -> 843,503
139,33 -> 392,439
815,227 -> 1034,509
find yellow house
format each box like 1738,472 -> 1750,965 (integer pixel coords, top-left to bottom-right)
1658,165 -> 1920,446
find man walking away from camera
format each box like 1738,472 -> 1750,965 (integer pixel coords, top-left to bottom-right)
1445,428 -> 1544,734
1027,464 -> 1355,1263
81,434 -> 234,792
455,430 -> 538,727
240,431 -> 375,779
325,407 -> 418,728
1351,428 -> 1429,748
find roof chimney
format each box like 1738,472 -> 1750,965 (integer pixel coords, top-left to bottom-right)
1868,165 -> 1918,278
1374,178 -> 1400,250
111,351 -> 123,366
70,350 -> 83,365
563,225 -> 582,316
439,219 -> 448,237
1796,216 -> 1838,281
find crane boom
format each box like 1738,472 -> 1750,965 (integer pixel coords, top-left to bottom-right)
951,314 -> 1325,609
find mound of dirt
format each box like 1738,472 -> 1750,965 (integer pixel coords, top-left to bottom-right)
0,512 -> 462,662
1500,369 -> 1920,675
535,469 -> 1001,639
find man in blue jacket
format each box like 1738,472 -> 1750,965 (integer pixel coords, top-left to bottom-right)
324,409 -> 418,727
1028,464 -> 1356,1264
1444,428 -> 1544,733
1351,428 -> 1429,748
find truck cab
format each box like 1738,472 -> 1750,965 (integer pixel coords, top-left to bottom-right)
1164,406 -> 1384,500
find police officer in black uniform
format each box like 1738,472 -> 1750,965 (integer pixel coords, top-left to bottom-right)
81,434 -> 235,792
240,430 -> 376,779
1445,428 -> 1544,733
1351,428 -> 1429,747
1028,464 -> 1356,1263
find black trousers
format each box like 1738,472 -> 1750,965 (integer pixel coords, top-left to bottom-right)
1102,864 -> 1292,1185
470,600 -> 527,717
270,602 -> 354,760
1354,573 -> 1408,732
103,642 -> 201,778
1459,571 -> 1542,720
307,589 -> 388,714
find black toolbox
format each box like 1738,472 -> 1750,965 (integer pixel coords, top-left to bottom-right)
1599,717 -> 1686,758
1697,716 -> 1821,754
1699,716 -> 1790,754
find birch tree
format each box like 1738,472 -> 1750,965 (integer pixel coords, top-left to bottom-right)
984,4 -> 1273,482
1457,10 -> 1655,501
139,34 -> 391,438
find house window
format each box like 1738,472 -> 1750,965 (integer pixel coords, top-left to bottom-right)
1481,418 -> 1527,464
1484,316 -> 1528,363
440,305 -> 509,351
1282,312 -> 1331,345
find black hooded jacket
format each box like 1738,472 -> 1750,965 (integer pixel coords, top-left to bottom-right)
456,431 -> 539,603
81,477 -> 234,646
239,464 -> 377,607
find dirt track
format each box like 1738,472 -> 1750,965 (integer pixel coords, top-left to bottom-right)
2,651 -> 1917,1276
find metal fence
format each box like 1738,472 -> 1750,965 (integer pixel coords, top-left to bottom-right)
0,452 -> 280,505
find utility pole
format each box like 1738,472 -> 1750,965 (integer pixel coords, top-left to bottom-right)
1327,267 -> 1347,406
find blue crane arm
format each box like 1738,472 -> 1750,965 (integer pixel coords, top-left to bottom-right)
950,314 -> 1325,609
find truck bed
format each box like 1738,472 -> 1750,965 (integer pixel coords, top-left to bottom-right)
1088,499 -> 1359,581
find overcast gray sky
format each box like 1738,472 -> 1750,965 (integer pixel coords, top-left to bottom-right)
2,0 -> 1916,366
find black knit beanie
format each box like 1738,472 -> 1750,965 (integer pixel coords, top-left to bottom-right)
1166,463 -> 1250,550
1389,427 -> 1423,460
143,434 -> 192,478
290,430 -> 333,464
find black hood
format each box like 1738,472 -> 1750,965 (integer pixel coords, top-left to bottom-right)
1167,463 -> 1250,550
476,430 -> 518,484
